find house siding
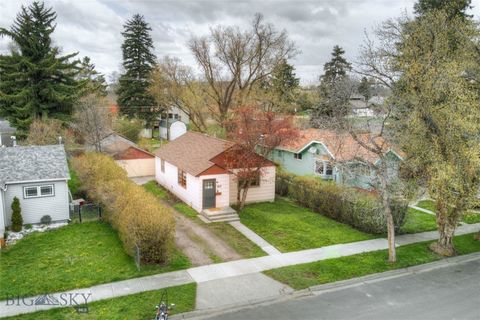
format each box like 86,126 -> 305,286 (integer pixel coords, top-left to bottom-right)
0,190 -> 5,237
229,166 -> 276,205
3,180 -> 70,226
156,157 -> 202,212
116,158 -> 155,177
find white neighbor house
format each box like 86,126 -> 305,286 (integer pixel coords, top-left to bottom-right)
155,132 -> 276,222
0,145 -> 71,244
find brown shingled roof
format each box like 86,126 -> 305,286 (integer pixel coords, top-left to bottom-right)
154,131 -> 235,176
278,128 -> 403,164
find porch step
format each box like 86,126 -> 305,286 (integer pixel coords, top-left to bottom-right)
200,207 -> 240,223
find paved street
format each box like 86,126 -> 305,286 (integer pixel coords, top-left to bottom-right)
207,258 -> 480,320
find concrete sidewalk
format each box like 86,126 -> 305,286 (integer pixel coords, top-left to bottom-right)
1,223 -> 479,318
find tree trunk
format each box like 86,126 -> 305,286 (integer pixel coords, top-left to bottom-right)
239,185 -> 250,211
379,163 -> 396,263
430,209 -> 457,256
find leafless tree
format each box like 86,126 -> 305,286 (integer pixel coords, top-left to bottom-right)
149,56 -> 211,132
73,94 -> 112,152
188,14 -> 298,124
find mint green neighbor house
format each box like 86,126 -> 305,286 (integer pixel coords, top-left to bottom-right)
271,128 -> 403,190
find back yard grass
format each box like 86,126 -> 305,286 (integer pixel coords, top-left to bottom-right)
264,233 -> 480,290
240,198 -> 376,252
5,283 -> 196,320
416,199 -> 480,224
144,181 -> 265,258
0,221 -> 190,300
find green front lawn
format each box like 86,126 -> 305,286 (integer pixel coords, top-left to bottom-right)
416,200 -> 436,212
0,221 -> 190,299
463,212 -> 480,224
265,233 -> 480,290
400,208 -> 437,234
240,198 -> 376,252
6,283 -> 196,320
415,199 -> 480,225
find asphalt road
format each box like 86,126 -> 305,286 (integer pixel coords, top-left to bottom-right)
207,258 -> 480,320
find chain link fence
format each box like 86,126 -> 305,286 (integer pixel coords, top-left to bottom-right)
70,203 -> 102,223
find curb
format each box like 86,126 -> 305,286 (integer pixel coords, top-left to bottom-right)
172,252 -> 480,319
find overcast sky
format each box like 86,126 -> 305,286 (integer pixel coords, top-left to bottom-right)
1,0 -> 479,85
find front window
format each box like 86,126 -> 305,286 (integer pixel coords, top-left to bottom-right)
24,185 -> 54,198
315,161 -> 333,179
178,169 -> 187,188
294,153 -> 303,160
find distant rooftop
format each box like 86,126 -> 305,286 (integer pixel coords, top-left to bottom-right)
0,118 -> 15,133
0,145 -> 69,186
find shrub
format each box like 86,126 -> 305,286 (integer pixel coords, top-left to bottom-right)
114,118 -> 143,143
11,197 -> 23,232
25,224 -> 33,230
276,171 -> 408,234
40,215 -> 52,225
72,153 -> 174,263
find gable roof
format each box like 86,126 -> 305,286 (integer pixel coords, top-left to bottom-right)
93,132 -> 154,160
0,145 -> 69,187
278,128 -> 403,164
155,131 -> 235,176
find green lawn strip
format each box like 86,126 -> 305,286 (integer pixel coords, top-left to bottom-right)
416,200 -> 436,212
463,212 -> 480,224
264,233 -> 480,290
5,283 -> 196,320
400,208 -> 437,234
205,223 -> 266,258
0,221 -> 190,300
240,198 -> 376,253
144,181 -> 266,258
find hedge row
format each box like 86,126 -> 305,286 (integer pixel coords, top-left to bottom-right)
276,171 -> 408,234
72,153 -> 175,264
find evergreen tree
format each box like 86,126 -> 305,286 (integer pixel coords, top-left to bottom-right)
312,45 -> 352,122
78,56 -> 108,97
357,77 -> 372,102
116,14 -> 157,126
414,0 -> 472,18
261,59 -> 300,111
0,2 -> 83,134
11,197 -> 23,232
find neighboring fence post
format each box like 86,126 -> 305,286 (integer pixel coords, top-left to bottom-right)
79,205 -> 83,223
98,205 -> 102,219
134,244 -> 141,271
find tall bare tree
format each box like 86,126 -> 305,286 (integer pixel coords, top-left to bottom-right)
73,94 -> 112,152
188,14 -> 297,124
149,57 -> 211,132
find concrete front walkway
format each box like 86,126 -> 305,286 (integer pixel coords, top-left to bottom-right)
130,175 -> 155,185
229,221 -> 281,255
1,223 -> 479,318
409,205 -> 436,215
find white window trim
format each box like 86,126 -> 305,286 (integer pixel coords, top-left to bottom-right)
315,160 -> 334,179
23,184 -> 55,199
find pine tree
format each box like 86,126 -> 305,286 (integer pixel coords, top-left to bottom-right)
11,197 -> 23,232
0,1 -> 83,134
78,56 -> 108,97
357,77 -> 372,102
261,59 -> 300,111
116,14 -> 157,126
414,0 -> 472,18
312,45 -> 352,122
